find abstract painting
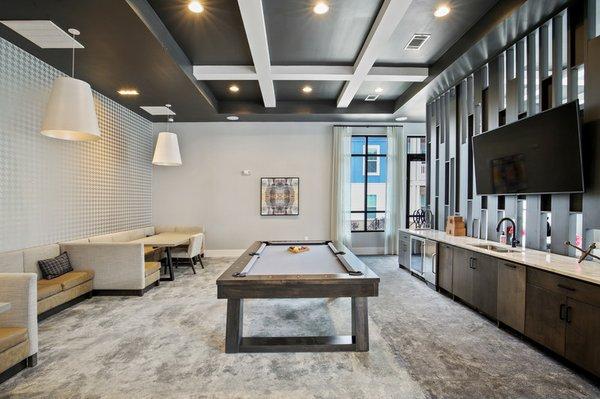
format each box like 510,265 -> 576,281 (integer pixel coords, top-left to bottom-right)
260,177 -> 299,216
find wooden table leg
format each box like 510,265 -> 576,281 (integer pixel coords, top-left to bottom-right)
351,297 -> 369,351
226,299 -> 243,353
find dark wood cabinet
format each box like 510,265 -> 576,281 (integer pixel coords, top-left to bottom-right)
525,283 -> 566,355
451,247 -> 473,305
438,243 -> 453,292
525,268 -> 600,376
565,298 -> 600,376
497,261 -> 526,333
471,254 -> 497,318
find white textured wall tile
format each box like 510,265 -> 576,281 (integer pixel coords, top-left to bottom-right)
0,37 -> 152,252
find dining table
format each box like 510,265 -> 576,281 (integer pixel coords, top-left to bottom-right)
130,232 -> 191,281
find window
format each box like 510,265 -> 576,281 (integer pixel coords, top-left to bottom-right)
351,136 -> 387,232
406,136 -> 427,227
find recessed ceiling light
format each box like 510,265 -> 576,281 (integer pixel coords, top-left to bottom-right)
395,116 -> 408,121
188,1 -> 204,13
313,2 -> 329,14
302,86 -> 313,93
375,87 -> 384,93
227,115 -> 239,121
434,5 -> 450,17
229,85 -> 240,93
117,89 -> 139,96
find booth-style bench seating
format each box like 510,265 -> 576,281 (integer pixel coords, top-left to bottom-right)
0,245 -> 94,320
0,273 -> 38,383
61,227 -> 160,296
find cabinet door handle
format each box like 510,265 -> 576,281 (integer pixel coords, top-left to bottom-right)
557,284 -> 576,292
559,304 -> 566,320
566,306 -> 573,323
504,263 -> 517,269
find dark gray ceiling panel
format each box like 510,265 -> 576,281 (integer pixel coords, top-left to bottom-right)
395,0 -> 571,116
205,80 -> 262,102
274,81 -> 344,101
356,81 -> 412,101
147,0 -> 253,65
263,0 -> 383,65
377,0 -> 499,65
0,0 -> 216,122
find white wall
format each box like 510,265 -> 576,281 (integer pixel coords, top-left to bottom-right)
152,122 -> 332,253
152,122 -> 425,254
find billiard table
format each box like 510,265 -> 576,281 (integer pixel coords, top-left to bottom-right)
216,240 -> 380,353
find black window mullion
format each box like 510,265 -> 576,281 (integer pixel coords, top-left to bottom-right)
364,136 -> 368,232
351,134 -> 387,233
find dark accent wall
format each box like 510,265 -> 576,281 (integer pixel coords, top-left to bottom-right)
427,2 -> 598,257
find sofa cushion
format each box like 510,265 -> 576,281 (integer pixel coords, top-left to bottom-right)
144,262 -> 161,277
23,244 -> 60,279
38,252 -> 73,280
0,327 -> 27,353
46,271 -> 94,290
0,250 -> 24,273
37,281 -> 62,300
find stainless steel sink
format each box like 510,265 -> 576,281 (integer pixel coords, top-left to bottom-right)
472,244 -> 521,253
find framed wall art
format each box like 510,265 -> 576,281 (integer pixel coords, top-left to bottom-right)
260,177 -> 299,216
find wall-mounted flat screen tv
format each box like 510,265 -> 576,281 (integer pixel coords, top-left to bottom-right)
473,100 -> 584,195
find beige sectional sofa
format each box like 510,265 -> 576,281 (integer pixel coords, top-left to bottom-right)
0,245 -> 94,320
0,273 -> 38,383
61,226 -> 161,296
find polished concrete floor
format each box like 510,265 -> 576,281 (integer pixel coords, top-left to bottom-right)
1,256 -> 599,398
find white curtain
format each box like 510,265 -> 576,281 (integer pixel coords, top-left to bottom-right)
330,126 -> 352,247
384,126 -> 406,254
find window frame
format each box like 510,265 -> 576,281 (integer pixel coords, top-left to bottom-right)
351,135 -> 387,233
405,135 -> 428,228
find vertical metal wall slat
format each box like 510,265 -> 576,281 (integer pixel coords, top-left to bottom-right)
459,80 -> 469,221
486,55 -> 501,240
525,30 -> 542,250
551,13 -> 570,255
471,69 -> 483,238
505,47 -> 519,226
438,94 -> 448,230
448,88 -> 457,216
516,39 -> 526,115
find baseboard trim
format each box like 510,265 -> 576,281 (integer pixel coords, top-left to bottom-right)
204,249 -> 245,258
0,354 -> 36,384
38,292 -> 92,322
351,247 -> 385,255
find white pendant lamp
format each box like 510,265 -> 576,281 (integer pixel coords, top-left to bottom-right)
152,107 -> 182,166
41,28 -> 100,141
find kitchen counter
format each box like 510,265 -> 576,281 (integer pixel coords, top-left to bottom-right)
400,228 -> 600,286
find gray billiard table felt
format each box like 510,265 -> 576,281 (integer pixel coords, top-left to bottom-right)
249,244 -> 346,275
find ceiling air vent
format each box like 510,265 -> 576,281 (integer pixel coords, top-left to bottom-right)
405,33 -> 431,51
364,94 -> 380,102
0,20 -> 83,49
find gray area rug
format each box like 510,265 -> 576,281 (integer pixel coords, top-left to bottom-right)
1,256 -> 598,398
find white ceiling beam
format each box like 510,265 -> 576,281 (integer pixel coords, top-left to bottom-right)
193,65 -> 257,80
337,0 -> 413,108
365,66 -> 428,82
193,65 -> 427,82
271,65 -> 353,81
237,0 -> 276,107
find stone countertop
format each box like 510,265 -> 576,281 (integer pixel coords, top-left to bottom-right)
0,302 -> 10,314
399,228 -> 600,286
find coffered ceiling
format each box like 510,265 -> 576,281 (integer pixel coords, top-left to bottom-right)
0,0 -> 567,122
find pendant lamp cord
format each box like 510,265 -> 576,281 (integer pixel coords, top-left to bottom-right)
71,32 -> 75,78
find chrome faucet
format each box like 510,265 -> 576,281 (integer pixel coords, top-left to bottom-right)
496,217 -> 520,248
